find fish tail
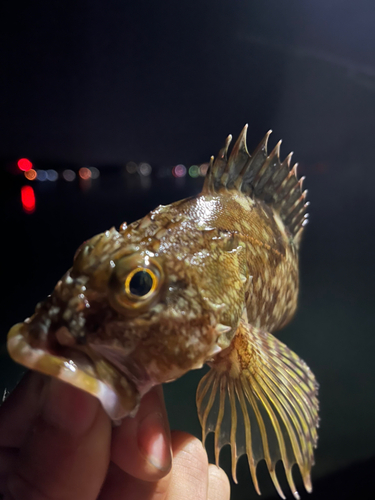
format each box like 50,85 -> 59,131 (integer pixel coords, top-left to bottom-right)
196,314 -> 319,499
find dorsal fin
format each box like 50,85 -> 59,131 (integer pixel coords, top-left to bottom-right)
202,125 -> 309,240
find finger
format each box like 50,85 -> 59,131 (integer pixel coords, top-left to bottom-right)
111,385 -> 172,482
98,462 -> 170,500
0,372 -> 46,448
101,432 -> 208,500
6,378 -> 111,500
207,464 -> 230,500
166,431 -> 209,500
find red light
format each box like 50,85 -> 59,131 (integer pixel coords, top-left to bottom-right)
21,186 -> 36,213
17,158 -> 33,172
78,167 -> 91,180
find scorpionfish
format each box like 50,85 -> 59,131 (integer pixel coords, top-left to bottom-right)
7,125 -> 319,499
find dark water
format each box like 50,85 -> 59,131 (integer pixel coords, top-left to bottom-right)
2,1 -> 375,498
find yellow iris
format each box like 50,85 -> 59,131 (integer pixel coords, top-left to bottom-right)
124,267 -> 158,299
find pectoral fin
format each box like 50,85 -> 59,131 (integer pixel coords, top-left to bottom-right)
196,315 -> 319,499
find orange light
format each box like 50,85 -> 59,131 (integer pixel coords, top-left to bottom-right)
199,163 -> 209,176
21,186 -> 36,213
24,169 -> 37,181
78,167 -> 91,180
17,158 -> 33,172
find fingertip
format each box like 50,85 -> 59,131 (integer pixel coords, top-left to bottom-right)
170,430 -> 208,466
137,409 -> 172,474
208,464 -> 231,500
111,386 -> 172,482
166,431 -> 209,499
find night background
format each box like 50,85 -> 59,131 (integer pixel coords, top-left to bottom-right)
1,0 -> 375,498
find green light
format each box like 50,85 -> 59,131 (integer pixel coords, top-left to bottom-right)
189,165 -> 200,178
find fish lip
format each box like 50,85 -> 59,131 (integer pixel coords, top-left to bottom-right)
7,322 -> 140,421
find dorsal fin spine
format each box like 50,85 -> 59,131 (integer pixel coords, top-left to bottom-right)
246,131 -> 271,180
254,141 -> 282,195
202,126 -> 309,239
284,191 -> 308,224
253,143 -> 277,184
237,130 -> 271,195
280,181 -> 306,216
214,135 -> 232,192
226,125 -> 250,189
275,164 -> 298,200
275,163 -> 296,193
204,156 -> 215,193
260,152 -> 292,201
290,204 -> 309,233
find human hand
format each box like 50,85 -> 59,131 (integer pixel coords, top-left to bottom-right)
0,372 -> 230,500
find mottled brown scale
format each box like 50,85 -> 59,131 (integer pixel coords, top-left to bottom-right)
7,125 -> 318,500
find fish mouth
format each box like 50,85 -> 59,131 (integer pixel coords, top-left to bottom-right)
7,322 -> 140,422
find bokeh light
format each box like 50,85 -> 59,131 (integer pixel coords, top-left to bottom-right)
78,167 -> 91,180
139,162 -> 152,176
90,167 -> 100,179
36,170 -> 47,181
172,164 -> 186,178
46,169 -> 58,181
62,169 -> 76,181
21,185 -> 36,213
17,158 -> 33,172
126,161 -> 137,174
24,169 -> 37,181
188,165 -> 200,178
199,163 -> 209,176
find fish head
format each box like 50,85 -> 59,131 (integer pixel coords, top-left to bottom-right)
7,223 -> 228,421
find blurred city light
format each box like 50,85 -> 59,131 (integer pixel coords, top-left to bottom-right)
199,163 -> 209,176
21,185 -> 36,213
17,158 -> 33,172
46,169 -> 58,181
126,161 -> 137,174
139,162 -> 152,176
172,164 -> 186,178
62,169 -> 76,181
90,167 -> 100,179
36,169 -> 47,181
78,167 -> 91,180
24,169 -> 37,181
188,165 -> 200,178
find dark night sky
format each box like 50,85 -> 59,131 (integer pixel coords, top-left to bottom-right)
3,0 -> 375,166
2,1 -> 375,498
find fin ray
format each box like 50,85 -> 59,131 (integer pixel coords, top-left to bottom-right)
214,377 -> 226,466
255,371 -> 305,464
197,371 -> 218,444
235,379 -> 261,494
228,378 -> 238,482
196,317 -> 319,499
243,375 -> 287,498
261,364 -> 316,463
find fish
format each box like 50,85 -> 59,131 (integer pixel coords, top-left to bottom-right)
7,124 -> 319,499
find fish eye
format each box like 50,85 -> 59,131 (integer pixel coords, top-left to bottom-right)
125,268 -> 157,298
109,255 -> 164,312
